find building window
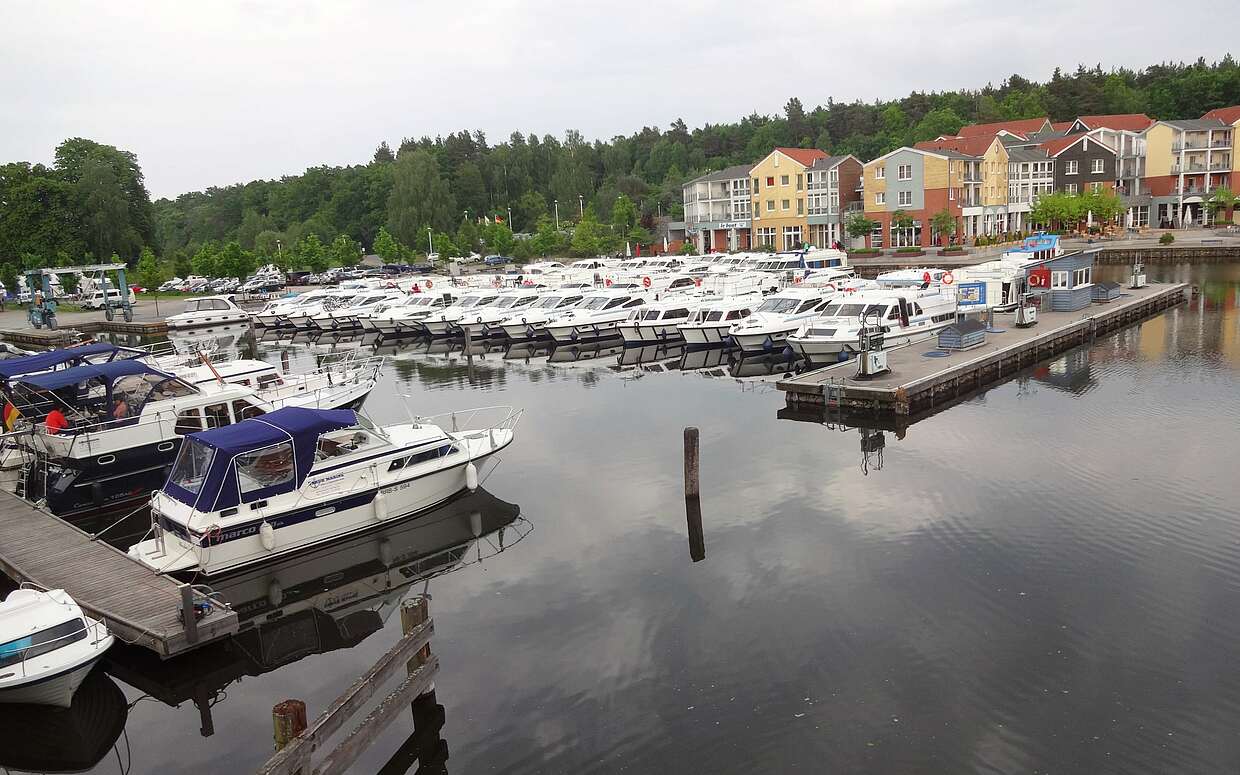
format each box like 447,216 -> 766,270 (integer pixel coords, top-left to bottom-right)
1051,270 -> 1070,289
871,224 -> 884,248
891,220 -> 922,248
753,177 -> 760,193
829,191 -> 839,207
797,198 -> 804,215
780,175 -> 789,186
782,226 -> 803,251
1091,158 -> 1104,174
829,169 -> 838,184
1064,183 -> 1077,195
766,199 -> 775,212
898,190 -> 912,206
875,192 -> 885,205
1074,267 -> 1091,286
1133,205 -> 1149,227
897,164 -> 912,181
781,199 -> 790,211
1090,182 -> 1103,193
875,166 -> 885,179
757,227 -> 777,248
796,174 -> 803,191
948,187 -> 954,200
766,176 -> 775,187
1065,160 -> 1078,175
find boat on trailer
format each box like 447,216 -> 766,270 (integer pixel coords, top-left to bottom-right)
128,405 -> 521,575
0,586 -> 113,707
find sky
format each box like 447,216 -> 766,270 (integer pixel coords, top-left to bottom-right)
0,1 -> 1232,199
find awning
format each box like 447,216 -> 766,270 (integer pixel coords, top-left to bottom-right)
15,360 -> 170,391
0,343 -> 137,380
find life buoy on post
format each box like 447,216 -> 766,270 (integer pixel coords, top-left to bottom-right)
942,272 -> 955,285
642,276 -> 652,288
605,278 -> 613,287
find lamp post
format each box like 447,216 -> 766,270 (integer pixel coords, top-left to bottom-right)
507,206 -> 512,227
554,200 -> 560,231
578,194 -> 584,218
427,228 -> 434,264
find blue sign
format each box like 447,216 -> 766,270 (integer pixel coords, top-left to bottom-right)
956,282 -> 987,308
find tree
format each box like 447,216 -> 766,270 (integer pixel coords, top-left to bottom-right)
191,243 -> 220,277
0,263 -> 17,297
79,157 -> 138,260
294,234 -> 328,273
135,246 -> 166,289
678,241 -> 698,256
456,218 -> 480,255
330,234 -> 361,267
845,213 -> 877,241
529,216 -> 564,257
215,241 -> 256,280
1081,188 -> 1125,225
372,227 -> 402,263
514,191 -> 547,232
611,194 -> 639,234
373,142 -> 395,164
931,209 -> 958,247
481,220 -> 515,255
386,150 -> 456,247
1207,186 -> 1238,223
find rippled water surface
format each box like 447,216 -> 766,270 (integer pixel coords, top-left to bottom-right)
7,263 -> 1240,774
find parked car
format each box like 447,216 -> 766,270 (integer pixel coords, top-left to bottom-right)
410,263 -> 434,273
287,271 -> 311,285
129,285 -> 147,294
81,287 -> 136,309
158,277 -> 183,293
484,255 -> 511,267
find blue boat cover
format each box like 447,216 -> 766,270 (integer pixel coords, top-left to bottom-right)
0,343 -> 136,380
165,407 -> 358,512
15,359 -> 169,391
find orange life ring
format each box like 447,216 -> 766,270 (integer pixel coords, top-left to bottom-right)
605,278 -> 613,287
425,279 -> 433,289
693,277 -> 703,287
642,276 -> 652,288
942,272 -> 954,285
793,276 -> 803,284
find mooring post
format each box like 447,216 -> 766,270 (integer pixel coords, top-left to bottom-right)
683,426 -> 699,498
685,495 -> 705,562
179,584 -> 199,645
272,698 -> 307,751
401,596 -> 433,696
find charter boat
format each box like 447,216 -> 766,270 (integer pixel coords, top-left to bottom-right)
1,356 -> 382,518
785,288 -> 958,361
165,295 -> 252,330
677,296 -> 760,346
421,290 -> 502,337
254,292 -> 316,328
876,267 -> 949,288
544,289 -> 648,343
453,289 -> 544,338
284,290 -> 358,330
617,298 -> 704,344
727,287 -> 837,352
128,405 -> 521,575
309,290 -> 406,332
497,291 -> 588,341
364,292 -> 457,337
0,586 -> 113,707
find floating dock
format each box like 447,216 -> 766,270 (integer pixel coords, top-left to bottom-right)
777,282 -> 1188,416
0,490 -> 237,657
0,320 -> 169,348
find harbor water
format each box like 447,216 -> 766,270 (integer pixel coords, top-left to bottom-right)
4,262 -> 1240,773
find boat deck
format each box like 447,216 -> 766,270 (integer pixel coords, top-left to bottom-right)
777,283 -> 1188,416
0,490 -> 237,658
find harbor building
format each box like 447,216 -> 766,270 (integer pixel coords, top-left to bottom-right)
749,147 -> 828,251
681,164 -> 753,253
1141,117 -> 1235,227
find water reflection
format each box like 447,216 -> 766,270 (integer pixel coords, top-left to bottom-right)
0,669 -> 129,773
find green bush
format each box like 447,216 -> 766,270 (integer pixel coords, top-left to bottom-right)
848,247 -> 881,255
1159,232 -> 1175,245
895,247 -> 923,253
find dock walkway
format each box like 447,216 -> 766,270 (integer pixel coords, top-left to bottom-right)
777,283 -> 1188,416
0,490 -> 237,657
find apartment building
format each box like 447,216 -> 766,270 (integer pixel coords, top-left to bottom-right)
862,147 -> 973,248
1006,147 -> 1054,232
1041,134 -> 1117,196
1141,117 -> 1235,226
805,155 -> 863,248
681,164 -> 753,252
914,135 -> 1011,237
749,147 -> 828,250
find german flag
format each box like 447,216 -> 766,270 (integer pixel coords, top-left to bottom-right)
3,402 -> 19,431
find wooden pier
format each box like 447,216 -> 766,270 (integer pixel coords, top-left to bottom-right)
777,282 -> 1189,416
0,490 -> 237,657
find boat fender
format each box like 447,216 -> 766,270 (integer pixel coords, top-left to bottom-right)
268,579 -> 284,608
470,509 -> 483,538
259,521 -> 276,551
379,538 -> 393,567
374,489 -> 389,521
465,461 -> 479,491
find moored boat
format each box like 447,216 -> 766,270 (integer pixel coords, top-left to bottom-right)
0,586 -> 113,707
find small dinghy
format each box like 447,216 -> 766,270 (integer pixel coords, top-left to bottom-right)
0,586 -> 113,707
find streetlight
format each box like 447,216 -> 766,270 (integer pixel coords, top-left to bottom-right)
554,199 -> 560,231
578,194 -> 584,218
507,206 -> 512,227
427,228 -> 434,263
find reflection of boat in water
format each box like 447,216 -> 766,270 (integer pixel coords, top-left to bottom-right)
546,336 -> 625,365
617,342 -> 685,370
0,668 -> 128,773
107,487 -> 528,736
165,320 -> 254,360
503,340 -> 555,363
729,351 -> 804,379
678,345 -> 735,373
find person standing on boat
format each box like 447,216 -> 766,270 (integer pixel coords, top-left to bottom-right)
44,405 -> 68,434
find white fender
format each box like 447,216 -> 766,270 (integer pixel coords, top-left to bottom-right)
469,509 -> 483,538
259,521 -> 276,551
267,579 -> 283,608
374,489 -> 389,521
465,462 -> 479,492
378,538 -> 393,567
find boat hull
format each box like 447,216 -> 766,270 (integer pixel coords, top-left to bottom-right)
618,324 -> 684,345
167,312 -> 251,330
680,325 -> 731,346
0,655 -> 104,708
730,327 -> 795,352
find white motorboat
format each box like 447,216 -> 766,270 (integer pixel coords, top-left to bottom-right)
283,290 -> 358,330
362,292 -> 457,336
254,292 -> 315,327
617,298 -> 704,344
129,404 -> 522,575
453,289 -> 544,338
875,267 -> 950,288
544,289 -> 648,343
0,587 -> 113,707
309,290 -> 406,332
497,291 -> 588,340
677,296 -> 761,346
786,288 -> 958,361
421,290 -> 502,337
165,295 -> 252,330
727,287 -> 837,352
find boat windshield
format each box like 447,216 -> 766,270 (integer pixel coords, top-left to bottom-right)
829,303 -> 884,318
492,296 -> 523,309
169,438 -> 215,496
0,618 -> 87,668
755,297 -> 800,314
579,296 -> 614,310
705,311 -> 725,321
533,296 -> 563,308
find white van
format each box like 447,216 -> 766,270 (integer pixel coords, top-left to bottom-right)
82,287 -> 137,309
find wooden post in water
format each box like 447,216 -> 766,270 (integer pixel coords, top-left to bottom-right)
400,597 -> 432,680
683,427 -> 705,561
683,427 -> 699,498
272,699 -> 307,751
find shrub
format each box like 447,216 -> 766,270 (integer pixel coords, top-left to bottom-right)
895,246 -> 923,254
848,247 -> 881,255
1159,232 -> 1175,245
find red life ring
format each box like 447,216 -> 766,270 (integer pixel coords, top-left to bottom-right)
642,276 -> 652,288
793,276 -> 803,284
1028,273 -> 1043,288
425,279 -> 433,289
942,272 -> 955,285
202,525 -> 223,546
605,278 -> 613,287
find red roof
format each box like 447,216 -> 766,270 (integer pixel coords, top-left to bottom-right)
1038,133 -> 1114,157
957,117 -> 1050,138
1051,121 -> 1074,132
772,147 -> 829,167
913,135 -> 996,156
1202,106 -> 1240,125
1075,113 -> 1154,132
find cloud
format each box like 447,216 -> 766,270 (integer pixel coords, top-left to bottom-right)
0,0 -> 1229,197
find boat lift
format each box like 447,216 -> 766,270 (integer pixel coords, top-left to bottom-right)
24,263 -> 133,330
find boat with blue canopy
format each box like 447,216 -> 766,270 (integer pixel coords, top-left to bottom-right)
129,404 -> 522,575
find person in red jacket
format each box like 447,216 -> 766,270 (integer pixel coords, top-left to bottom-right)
45,406 -> 69,434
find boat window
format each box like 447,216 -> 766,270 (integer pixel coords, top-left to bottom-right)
237,442 -> 296,495
755,297 -> 798,314
820,303 -> 841,317
175,408 -> 205,435
213,299 -> 232,310
725,310 -> 742,320
389,443 -> 458,471
517,296 -> 539,306
913,303 -> 924,315
603,298 -> 627,310
886,306 -> 900,321
664,308 -> 690,320
183,300 -> 202,313
204,403 -> 230,429
795,299 -> 821,314
232,400 -> 264,421
257,374 -> 283,389
705,311 -> 725,321
622,298 -> 645,308
670,278 -> 694,289
169,438 -> 214,493
0,618 -> 87,668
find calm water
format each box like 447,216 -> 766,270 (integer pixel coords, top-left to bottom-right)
6,263 -> 1240,774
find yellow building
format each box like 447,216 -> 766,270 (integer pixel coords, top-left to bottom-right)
749,147 -> 828,250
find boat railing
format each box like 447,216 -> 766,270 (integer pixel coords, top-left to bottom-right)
2,589 -> 110,678
404,404 -> 524,439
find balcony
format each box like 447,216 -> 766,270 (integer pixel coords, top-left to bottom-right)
1171,164 -> 1207,174
1210,139 -> 1233,149
1209,161 -> 1232,171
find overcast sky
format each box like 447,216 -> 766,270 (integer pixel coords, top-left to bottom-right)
1,1 -> 1231,199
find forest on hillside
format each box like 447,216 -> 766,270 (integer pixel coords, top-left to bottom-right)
2,58 -> 1239,280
